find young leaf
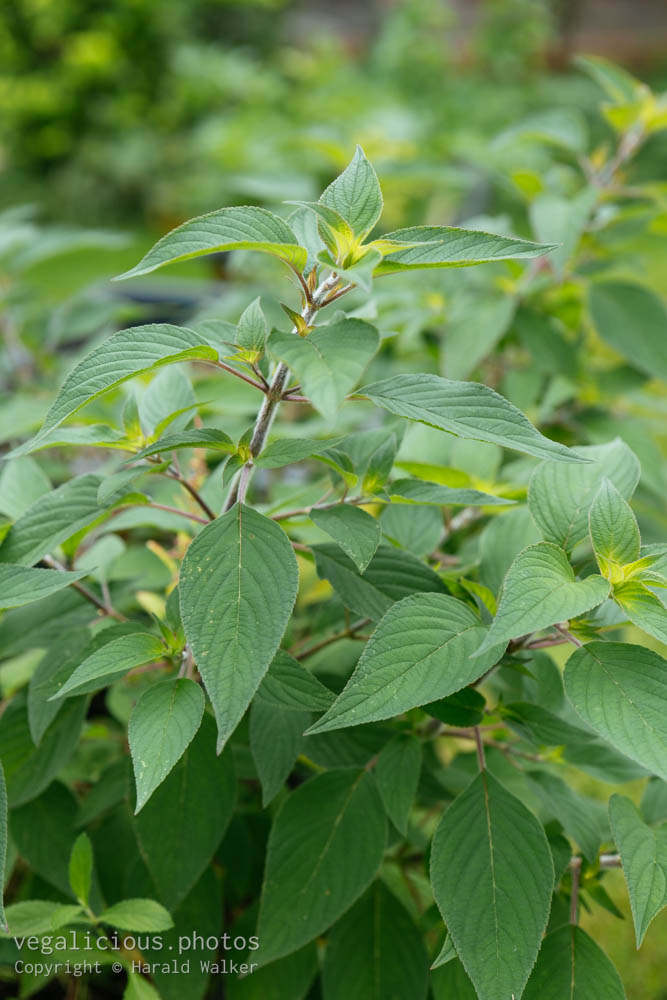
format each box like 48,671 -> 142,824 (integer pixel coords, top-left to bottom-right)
50,633 -> 165,700
361,375 -> 584,463
522,925 -> 625,999
307,594 -> 500,734
0,564 -> 88,609
256,650 -> 335,712
589,478 -> 640,578
376,226 -> 557,274
589,281 -> 667,383
613,582 -> 667,645
0,900 -> 85,937
129,678 -> 206,813
374,733 -> 422,835
474,543 -> 609,656
321,881 -> 429,1000
430,771 -> 554,1000
319,146 -> 383,239
310,505 -> 381,573
115,206 -> 307,280
129,429 -> 234,462
179,504 -> 298,751
0,763 -> 7,930
528,438 -> 640,552
249,699 -> 310,806
68,832 -> 93,906
268,319 -> 379,421
236,297 -> 267,354
609,794 -> 667,947
564,642 -> 667,780
256,769 -> 386,965
100,898 -> 173,932
255,436 -> 343,469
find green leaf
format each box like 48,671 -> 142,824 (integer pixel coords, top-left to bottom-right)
431,959 -> 478,1000
321,881 -> 429,1000
564,641 -> 667,781
288,200 -> 357,260
609,794 -> 667,946
319,246 -> 382,293
474,543 -> 609,656
310,505 -> 381,573
227,944 -> 318,1000
100,898 -> 173,932
376,226 -> 557,274
179,504 -> 298,752
0,456 -> 50,519
237,296 -> 267,354
256,650 -> 335,712
589,281 -> 667,382
528,439 -> 640,552
10,326 -> 217,457
589,478 -> 640,578
308,594 -> 499,734
425,688 -> 486,727
374,734 -> 422,835
312,543 -> 447,621
130,429 -> 234,463
0,564 -> 87,608
255,436 -> 342,469
430,771 -> 554,1000
51,632 -> 165,700
0,763 -> 7,930
256,769 -> 386,964
522,925 -> 626,999
249,699 -> 310,806
124,973 -> 162,1000
388,478 -> 511,507
319,146 -> 383,239
115,207 -> 307,280
268,319 -> 379,421
0,900 -> 85,937
528,770 -> 605,862
134,714 -> 235,910
129,678 -> 206,813
479,508 -> 541,595
69,832 -> 93,906
361,375 -> 584,463
613,582 -> 667,645
503,702 -> 593,748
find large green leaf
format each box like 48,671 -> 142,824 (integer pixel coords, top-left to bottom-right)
475,543 -> 609,656
310,505 -> 381,573
256,650 -> 335,712
321,881 -> 429,1000
374,734 -> 422,835
180,504 -> 298,751
116,206 -> 307,279
589,477 -> 640,577
129,678 -> 206,813
376,226 -> 557,274
589,281 -> 667,382
10,326 -> 217,456
0,763 -> 7,930
319,146 -> 383,239
0,564 -> 87,608
361,375 -> 583,462
523,926 -> 626,999
256,769 -> 386,964
388,478 -> 511,507
307,594 -> 499,734
51,632 -> 166,700
564,642 -> 667,781
268,319 -> 379,421
430,771 -> 553,1000
609,794 -> 667,946
528,439 -> 640,552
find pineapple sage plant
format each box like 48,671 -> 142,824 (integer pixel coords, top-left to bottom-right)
1,143 -> 667,1000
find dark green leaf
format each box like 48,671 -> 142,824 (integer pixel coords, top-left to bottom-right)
609,794 -> 667,946
523,925 -> 625,999
374,734 -> 422,835
311,505 -> 381,573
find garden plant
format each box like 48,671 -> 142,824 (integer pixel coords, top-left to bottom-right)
0,54 -> 666,1000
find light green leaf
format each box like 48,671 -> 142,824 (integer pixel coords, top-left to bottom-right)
609,794 -> 667,946
130,429 -> 234,463
288,201 -> 356,260
249,699 -> 310,806
361,375 -> 583,462
0,564 -> 87,608
236,296 -> 267,354
115,207 -> 307,280
255,436 -> 343,469
430,771 -> 553,1000
69,832 -> 93,906
523,925 -> 626,999
319,146 -> 383,239
0,456 -> 50,519
389,478 -> 511,507
257,769 -> 386,964
575,53 -> 644,103
307,594 -> 500,734
442,292 -> 515,381
51,633 -> 165,700
124,972 -> 162,1000
613,582 -> 667,645
256,650 -> 335,712
376,226 -> 557,274
0,900 -> 85,937
180,504 -> 298,751
100,898 -> 173,932
318,247 -> 382,293
529,438 -> 640,552
268,319 -> 379,421
589,281 -> 667,382
430,935 -> 457,970
564,641 -> 667,781
129,678 -> 205,813
374,734 -> 422,835
0,763 -> 6,930
475,543 -> 609,656
479,507 -> 541,594
310,505 -> 381,573
321,881 -> 429,1000
589,478 -> 640,578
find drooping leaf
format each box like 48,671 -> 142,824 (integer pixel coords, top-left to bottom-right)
430,771 -> 553,1000
522,925 -> 626,999
564,642 -> 667,781
474,543 -> 609,656
609,794 -> 667,946
376,226 -> 557,274
256,650 -> 335,712
100,898 -> 173,932
361,375 -> 584,462
321,881 -> 429,1000
0,564 -> 88,608
319,146 -> 383,239
374,734 -> 422,835
256,769 -> 386,965
115,206 -> 307,280
589,478 -> 640,578
589,281 -> 667,382
310,505 -> 381,573
179,504 -> 298,751
51,632 -> 166,700
68,832 -> 93,906
307,594 -> 500,734
129,678 -> 206,812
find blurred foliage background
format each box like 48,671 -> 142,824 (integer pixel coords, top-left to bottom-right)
1,2 -> 666,996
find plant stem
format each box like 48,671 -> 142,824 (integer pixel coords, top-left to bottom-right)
474,726 -> 486,770
42,555 -> 126,621
292,617 -> 371,661
165,469 -> 216,520
146,502 -> 209,525
213,360 -> 267,393
555,623 -> 583,648
569,856 -> 582,924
